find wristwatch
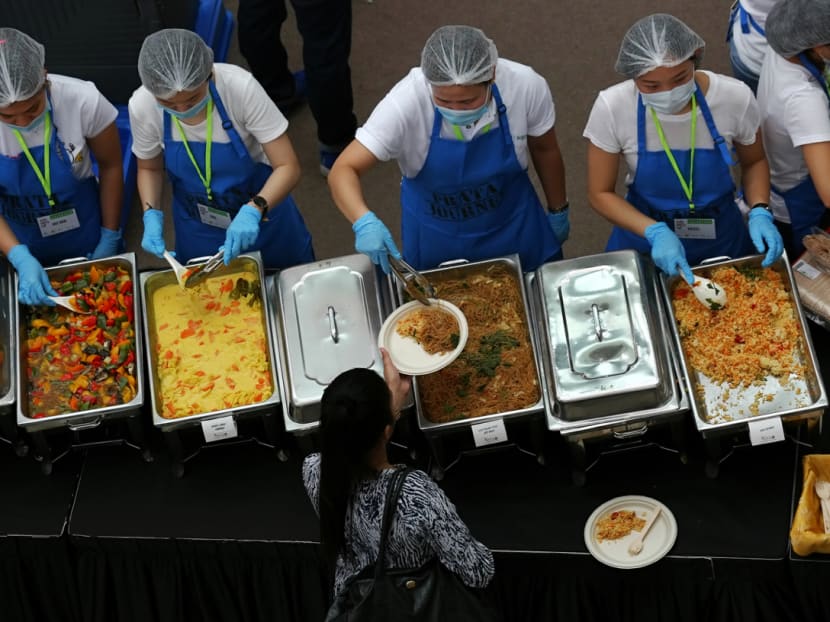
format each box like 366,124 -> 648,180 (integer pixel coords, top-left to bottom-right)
249,195 -> 269,218
751,202 -> 772,214
548,201 -> 569,214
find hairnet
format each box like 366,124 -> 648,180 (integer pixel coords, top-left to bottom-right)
0,28 -> 46,107
615,14 -> 705,79
420,25 -> 498,86
766,0 -> 830,58
137,29 -> 213,98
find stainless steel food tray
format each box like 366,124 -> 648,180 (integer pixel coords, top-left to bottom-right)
140,251 -> 280,431
16,253 -> 144,432
0,258 -> 15,416
660,255 -> 827,436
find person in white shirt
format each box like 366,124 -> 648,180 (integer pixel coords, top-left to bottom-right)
726,0 -> 779,93
0,28 -> 123,306
328,25 -> 568,273
757,0 -> 830,257
584,13 -> 782,283
130,28 -> 313,269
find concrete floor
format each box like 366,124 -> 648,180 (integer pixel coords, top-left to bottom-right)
127,0 -> 735,271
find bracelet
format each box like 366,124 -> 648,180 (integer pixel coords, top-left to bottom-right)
548,201 -> 569,214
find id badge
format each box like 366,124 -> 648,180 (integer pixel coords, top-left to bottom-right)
197,203 -> 232,229
674,218 -> 716,240
37,208 -> 81,237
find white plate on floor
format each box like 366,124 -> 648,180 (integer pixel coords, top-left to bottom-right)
378,299 -> 468,375
583,495 -> 677,569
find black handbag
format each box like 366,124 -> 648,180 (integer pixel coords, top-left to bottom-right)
324,468 -> 500,622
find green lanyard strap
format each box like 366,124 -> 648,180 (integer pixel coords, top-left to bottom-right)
13,111 -> 55,207
649,94 -> 697,213
451,122 -> 491,140
172,97 -> 214,202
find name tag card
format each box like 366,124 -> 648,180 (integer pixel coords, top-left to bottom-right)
674,218 -> 716,240
794,259 -> 821,280
471,419 -> 508,448
198,203 -> 232,229
747,416 -> 785,446
37,208 -> 80,237
201,415 -> 238,443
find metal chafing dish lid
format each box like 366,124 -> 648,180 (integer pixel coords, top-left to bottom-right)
538,251 -> 661,402
292,265 -> 375,384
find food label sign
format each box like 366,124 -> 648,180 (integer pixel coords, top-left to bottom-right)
201,415 -> 238,443
471,419 -> 508,448
747,417 -> 785,446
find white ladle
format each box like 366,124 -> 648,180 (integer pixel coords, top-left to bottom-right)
162,250 -> 188,288
691,275 -> 727,311
628,505 -> 662,556
47,295 -> 92,314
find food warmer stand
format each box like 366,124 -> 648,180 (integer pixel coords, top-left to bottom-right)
140,251 -> 284,477
16,254 -> 148,475
528,250 -> 690,486
0,257 -> 24,456
660,255 -> 828,478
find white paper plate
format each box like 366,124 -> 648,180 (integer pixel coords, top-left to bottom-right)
378,299 -> 468,375
583,495 -> 677,569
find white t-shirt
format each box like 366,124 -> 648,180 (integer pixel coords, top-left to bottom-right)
129,63 -> 288,165
729,0 -> 779,76
583,71 -> 760,187
354,58 -> 555,178
0,74 -> 117,181
757,51 -> 830,223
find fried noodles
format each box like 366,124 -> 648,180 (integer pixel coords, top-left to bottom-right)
395,306 -> 460,355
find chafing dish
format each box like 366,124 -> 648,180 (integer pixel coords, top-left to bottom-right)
271,254 -> 394,435
660,255 -> 827,438
140,251 -> 280,432
16,253 -> 144,434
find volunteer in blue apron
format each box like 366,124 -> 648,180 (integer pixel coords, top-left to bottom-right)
328,25 -> 568,273
757,0 -> 830,258
0,28 -> 124,305
726,0 -> 779,93
584,13 -> 782,284
130,29 -> 313,269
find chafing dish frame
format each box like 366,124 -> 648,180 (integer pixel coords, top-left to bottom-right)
0,257 -> 23,455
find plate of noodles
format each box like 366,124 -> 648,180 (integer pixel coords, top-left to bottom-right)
583,495 -> 677,569
378,299 -> 468,375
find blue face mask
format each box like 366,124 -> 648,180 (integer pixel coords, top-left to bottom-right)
158,92 -> 211,119
3,98 -> 50,132
640,78 -> 696,115
435,86 -> 491,126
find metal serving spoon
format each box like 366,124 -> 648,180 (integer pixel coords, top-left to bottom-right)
46,295 -> 92,314
691,276 -> 727,311
628,505 -> 662,556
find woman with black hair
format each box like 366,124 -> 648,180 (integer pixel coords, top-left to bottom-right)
302,349 -> 494,601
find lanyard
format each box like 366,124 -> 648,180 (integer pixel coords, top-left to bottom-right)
13,111 -> 55,207
650,94 -> 698,213
172,97 -> 214,201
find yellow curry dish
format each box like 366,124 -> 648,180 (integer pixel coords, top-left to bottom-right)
151,273 -> 272,418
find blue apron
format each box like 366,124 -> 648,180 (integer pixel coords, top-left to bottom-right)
163,81 -> 314,268
399,84 -> 559,271
726,1 -> 765,41
606,84 -> 753,265
0,94 -> 101,266
770,55 -> 830,257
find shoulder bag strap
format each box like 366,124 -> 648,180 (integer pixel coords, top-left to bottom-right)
373,468 -> 410,581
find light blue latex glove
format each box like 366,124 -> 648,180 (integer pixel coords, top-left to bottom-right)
141,209 -> 166,258
352,211 -> 401,274
748,207 -> 784,267
8,244 -> 57,306
547,208 -> 570,243
644,222 -> 694,284
224,204 -> 262,264
89,227 -> 122,259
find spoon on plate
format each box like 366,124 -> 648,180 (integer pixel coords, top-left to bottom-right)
162,250 -> 189,288
628,505 -> 662,556
814,479 -> 830,534
46,295 -> 92,314
690,275 -> 727,311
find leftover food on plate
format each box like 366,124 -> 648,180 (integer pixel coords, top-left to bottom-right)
416,264 -> 539,423
152,273 -> 272,418
395,306 -> 460,355
595,510 -> 645,542
25,264 -> 137,418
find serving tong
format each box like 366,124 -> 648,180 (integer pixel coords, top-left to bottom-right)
389,256 -> 436,306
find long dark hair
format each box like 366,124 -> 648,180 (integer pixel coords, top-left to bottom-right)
319,368 -> 393,570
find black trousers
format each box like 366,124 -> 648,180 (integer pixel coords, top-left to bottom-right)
237,0 -> 358,149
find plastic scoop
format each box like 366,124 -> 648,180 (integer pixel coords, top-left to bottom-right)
691,276 -> 727,311
47,295 -> 92,314
163,251 -> 188,288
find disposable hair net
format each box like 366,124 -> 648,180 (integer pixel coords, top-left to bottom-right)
420,25 -> 498,86
0,28 -> 46,106
615,14 -> 705,79
766,0 -> 830,58
137,29 -> 213,98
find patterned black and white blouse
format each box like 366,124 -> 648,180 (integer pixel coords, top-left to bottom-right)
302,453 -> 495,597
